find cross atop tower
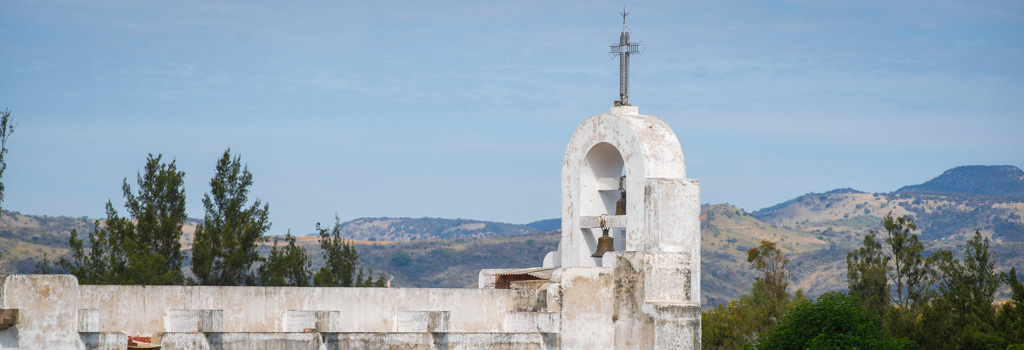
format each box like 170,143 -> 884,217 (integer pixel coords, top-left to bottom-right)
609,9 -> 643,106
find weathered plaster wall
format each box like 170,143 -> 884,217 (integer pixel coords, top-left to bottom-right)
0,274 -> 81,349
553,106 -> 702,349
608,251 -> 701,349
554,268 -> 614,350
78,285 -> 533,337
556,107 -> 696,269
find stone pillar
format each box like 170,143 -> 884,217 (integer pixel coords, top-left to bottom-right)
610,252 -> 700,349
0,274 -> 82,349
550,105 -> 701,349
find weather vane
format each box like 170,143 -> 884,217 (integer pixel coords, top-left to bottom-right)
609,7 -> 644,106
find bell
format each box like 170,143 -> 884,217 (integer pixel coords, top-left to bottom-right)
615,190 -> 626,216
592,227 -> 615,258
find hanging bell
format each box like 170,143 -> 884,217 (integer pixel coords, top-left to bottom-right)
615,190 -> 627,216
592,227 -> 615,258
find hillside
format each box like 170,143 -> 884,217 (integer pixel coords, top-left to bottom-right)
897,165 -> 1024,196
0,211 -> 91,272
335,217 -> 539,241
698,204 -> 827,306
4,165 -> 1023,309
751,166 -> 1024,303
0,210 -> 200,272
275,204 -> 826,306
353,233 -> 560,288
752,191 -> 1024,243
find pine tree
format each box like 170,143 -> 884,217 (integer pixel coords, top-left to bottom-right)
191,149 -> 270,286
313,215 -> 386,287
38,154 -> 187,285
258,232 -> 312,287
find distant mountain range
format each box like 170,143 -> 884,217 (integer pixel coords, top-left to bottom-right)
333,217 -> 539,241
897,165 -> 1024,196
2,165 -> 1022,307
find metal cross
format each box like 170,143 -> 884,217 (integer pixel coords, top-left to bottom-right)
609,8 -> 643,106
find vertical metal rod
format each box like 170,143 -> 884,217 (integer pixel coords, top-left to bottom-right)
609,9 -> 641,107
620,32 -> 629,105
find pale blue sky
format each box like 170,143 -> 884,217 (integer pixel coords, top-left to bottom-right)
2,1 -> 1022,235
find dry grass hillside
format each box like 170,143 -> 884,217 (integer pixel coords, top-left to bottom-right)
753,188 -> 1024,302
699,203 -> 827,306
336,217 -> 539,241
755,190 -> 1024,242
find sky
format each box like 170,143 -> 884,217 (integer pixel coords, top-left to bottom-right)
1,0 -> 1022,235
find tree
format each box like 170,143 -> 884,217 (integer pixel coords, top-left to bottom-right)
37,154 -> 187,285
948,231 -> 1000,309
845,212 -> 945,341
919,230 -> 1006,349
878,212 -> 936,310
748,240 -> 790,303
753,292 -> 914,350
996,268 -> 1024,346
702,240 -> 802,349
120,154 -> 188,283
847,233 -> 890,314
191,149 -> 270,286
258,232 -> 312,287
0,108 -> 15,212
38,220 -> 114,283
313,215 -> 386,287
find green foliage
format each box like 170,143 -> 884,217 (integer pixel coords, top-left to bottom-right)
844,217 -> 1021,349
191,149 -> 270,286
391,251 -> 412,267
941,231 -> 1001,311
313,216 -> 385,287
997,268 -> 1024,347
914,230 -> 1008,349
847,233 -> 889,314
747,240 -> 790,303
753,292 -> 914,350
702,240 -> 802,349
0,108 -> 14,212
702,294 -> 767,349
878,212 -> 939,310
37,154 -> 187,285
257,232 -> 312,287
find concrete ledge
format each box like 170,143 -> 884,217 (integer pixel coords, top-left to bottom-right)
610,105 -> 639,115
503,312 -> 560,333
284,310 -> 340,332
323,332 -> 556,350
652,304 -> 701,350
79,332 -> 128,350
154,332 -> 321,350
80,284 -> 521,334
580,215 -> 627,229
165,310 -> 223,332
396,311 -> 450,332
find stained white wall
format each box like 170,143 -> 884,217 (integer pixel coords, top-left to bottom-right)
77,285 -> 528,336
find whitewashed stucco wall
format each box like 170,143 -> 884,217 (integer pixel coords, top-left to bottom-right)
78,285 -> 529,337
